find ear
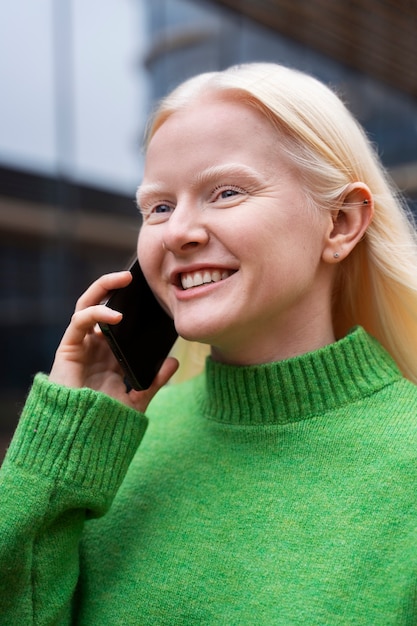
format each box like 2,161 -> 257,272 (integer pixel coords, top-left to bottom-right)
322,182 -> 374,264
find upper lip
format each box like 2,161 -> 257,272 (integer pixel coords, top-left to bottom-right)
169,264 -> 238,287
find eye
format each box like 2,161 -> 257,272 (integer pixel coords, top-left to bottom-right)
140,201 -> 175,224
212,185 -> 245,203
154,203 -> 173,214
220,189 -> 239,199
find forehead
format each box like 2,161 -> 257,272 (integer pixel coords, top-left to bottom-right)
152,95 -> 276,139
143,96 -> 285,180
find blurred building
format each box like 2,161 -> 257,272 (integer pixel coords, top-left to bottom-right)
0,0 -> 145,450
144,0 -> 417,201
1,0 -> 416,453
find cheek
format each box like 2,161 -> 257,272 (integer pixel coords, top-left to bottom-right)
137,228 -> 162,283
290,208 -> 328,250
136,227 -> 146,261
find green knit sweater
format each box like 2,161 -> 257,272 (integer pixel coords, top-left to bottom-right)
2,327 -> 417,625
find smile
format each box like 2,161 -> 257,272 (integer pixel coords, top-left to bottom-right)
180,269 -> 235,290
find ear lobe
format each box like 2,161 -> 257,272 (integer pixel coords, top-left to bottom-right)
322,183 -> 374,264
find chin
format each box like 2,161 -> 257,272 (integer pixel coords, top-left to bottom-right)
176,329 -> 212,344
174,322 -> 219,346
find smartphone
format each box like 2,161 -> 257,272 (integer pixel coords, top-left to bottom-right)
99,259 -> 178,390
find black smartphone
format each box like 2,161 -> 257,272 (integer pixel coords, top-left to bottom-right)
99,259 -> 178,390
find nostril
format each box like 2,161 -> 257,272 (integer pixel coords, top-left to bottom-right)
180,241 -> 201,252
163,223 -> 210,253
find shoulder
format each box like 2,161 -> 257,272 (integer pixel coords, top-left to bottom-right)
357,376 -> 417,456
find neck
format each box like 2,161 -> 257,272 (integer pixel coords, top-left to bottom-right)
210,311 -> 336,366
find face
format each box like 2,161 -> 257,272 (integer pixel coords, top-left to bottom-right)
137,96 -> 336,364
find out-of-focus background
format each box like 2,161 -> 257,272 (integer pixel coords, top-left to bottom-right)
1,0 -> 416,457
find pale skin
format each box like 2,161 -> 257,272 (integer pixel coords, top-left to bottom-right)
49,95 -> 373,411
48,271 -> 179,413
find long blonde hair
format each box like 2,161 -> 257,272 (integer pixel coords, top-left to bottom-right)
145,63 -> 417,383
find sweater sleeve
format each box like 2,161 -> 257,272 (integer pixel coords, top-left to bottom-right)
0,374 -> 148,625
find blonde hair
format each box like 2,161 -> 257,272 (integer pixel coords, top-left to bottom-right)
145,63 -> 417,384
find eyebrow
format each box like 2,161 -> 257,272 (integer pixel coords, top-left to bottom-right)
190,164 -> 263,189
136,163 -> 263,208
136,183 -> 166,209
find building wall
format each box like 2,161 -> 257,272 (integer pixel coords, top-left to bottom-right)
0,168 -> 139,450
0,0 -> 147,453
144,0 -> 417,205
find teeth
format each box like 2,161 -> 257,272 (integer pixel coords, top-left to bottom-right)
180,269 -> 233,290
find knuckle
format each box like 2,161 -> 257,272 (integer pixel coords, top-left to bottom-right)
71,309 -> 82,324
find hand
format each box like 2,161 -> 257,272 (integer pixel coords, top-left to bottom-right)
49,271 -> 179,412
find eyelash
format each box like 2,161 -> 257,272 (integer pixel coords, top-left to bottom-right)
139,202 -> 173,218
211,184 -> 245,200
139,184 -> 246,222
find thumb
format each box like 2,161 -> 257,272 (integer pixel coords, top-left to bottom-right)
128,357 -> 179,413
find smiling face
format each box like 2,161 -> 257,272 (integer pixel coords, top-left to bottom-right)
137,95 -> 338,365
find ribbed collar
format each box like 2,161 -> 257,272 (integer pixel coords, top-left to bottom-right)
199,327 -> 402,425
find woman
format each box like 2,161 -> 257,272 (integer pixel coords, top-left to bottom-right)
2,63 -> 417,625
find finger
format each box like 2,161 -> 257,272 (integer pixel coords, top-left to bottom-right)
151,357 -> 180,390
75,271 -> 133,312
128,357 -> 179,412
60,305 -> 122,348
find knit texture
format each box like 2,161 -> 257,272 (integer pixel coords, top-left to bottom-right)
2,327 -> 417,624
0,376 -> 148,624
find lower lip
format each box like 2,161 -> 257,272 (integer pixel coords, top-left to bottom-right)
174,276 -> 232,301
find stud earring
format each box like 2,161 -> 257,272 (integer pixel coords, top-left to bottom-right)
333,252 -> 340,259
363,199 -> 369,204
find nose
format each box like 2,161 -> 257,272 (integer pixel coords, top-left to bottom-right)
162,200 -> 209,255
